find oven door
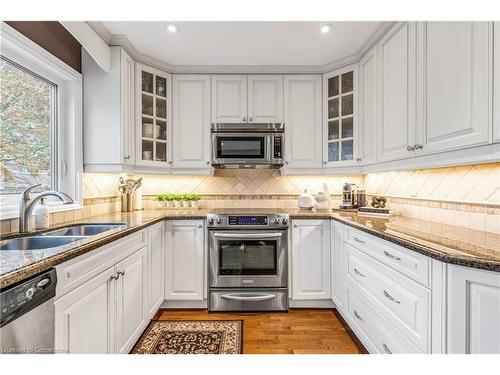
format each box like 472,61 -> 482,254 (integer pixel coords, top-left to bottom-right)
211,133 -> 271,165
209,230 -> 287,288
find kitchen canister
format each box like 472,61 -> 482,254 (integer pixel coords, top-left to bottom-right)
297,189 -> 315,210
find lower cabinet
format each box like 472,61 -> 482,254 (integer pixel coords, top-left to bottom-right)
164,220 -> 205,302
331,221 -> 345,311
447,264 -> 500,354
54,245 -> 148,354
291,220 -> 331,305
146,222 -> 165,316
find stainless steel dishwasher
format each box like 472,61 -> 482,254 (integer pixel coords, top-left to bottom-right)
0,269 -> 57,354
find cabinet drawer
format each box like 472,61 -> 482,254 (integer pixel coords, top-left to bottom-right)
56,231 -> 146,298
346,285 -> 423,354
345,227 -> 430,286
345,243 -> 430,351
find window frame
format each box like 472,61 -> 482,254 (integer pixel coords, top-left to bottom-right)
0,22 -> 83,219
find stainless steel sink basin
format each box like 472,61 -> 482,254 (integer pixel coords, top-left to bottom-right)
0,236 -> 86,251
42,223 -> 126,237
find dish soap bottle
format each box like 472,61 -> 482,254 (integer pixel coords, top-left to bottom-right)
34,198 -> 50,230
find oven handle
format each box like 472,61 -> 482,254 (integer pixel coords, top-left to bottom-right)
213,232 -> 282,239
221,294 -> 276,302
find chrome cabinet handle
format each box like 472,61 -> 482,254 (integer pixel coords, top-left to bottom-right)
353,310 -> 364,323
356,157 -> 362,162
406,145 -> 415,151
354,268 -> 366,278
242,117 -> 247,122
110,273 -> 119,281
322,161 -> 327,165
383,251 -> 401,261
206,161 -> 210,165
221,294 -> 275,302
293,224 -> 298,228
117,270 -> 126,277
383,343 -> 392,354
285,161 -> 289,165
414,144 -> 423,150
198,224 -> 203,228
249,117 -> 253,122
383,290 -> 401,304
124,155 -> 131,160
213,232 -> 282,239
168,160 -> 173,165
353,237 -> 366,244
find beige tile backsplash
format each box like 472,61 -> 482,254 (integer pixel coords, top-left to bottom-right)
2,163 -> 499,235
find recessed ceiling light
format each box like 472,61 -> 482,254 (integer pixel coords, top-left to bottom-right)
320,24 -> 332,34
166,24 -> 179,33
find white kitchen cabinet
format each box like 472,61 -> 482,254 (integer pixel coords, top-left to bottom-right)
447,264 -> 500,354
135,63 -> 172,168
283,75 -> 323,169
211,75 -> 247,123
416,22 -> 492,154
247,75 -> 283,123
54,267 -> 115,354
331,221 -> 345,312
324,64 -> 360,166
359,47 -> 378,165
83,47 -> 135,172
377,21 -> 417,162
165,220 -> 205,301
146,222 -> 165,318
291,220 -> 331,301
115,246 -> 148,354
494,22 -> 500,143
172,75 -> 211,169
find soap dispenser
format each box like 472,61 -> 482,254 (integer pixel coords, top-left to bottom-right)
34,198 -> 50,230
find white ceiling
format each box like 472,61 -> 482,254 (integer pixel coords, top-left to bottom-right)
92,21 -> 388,67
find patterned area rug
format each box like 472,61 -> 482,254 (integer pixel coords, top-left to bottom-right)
131,320 -> 243,354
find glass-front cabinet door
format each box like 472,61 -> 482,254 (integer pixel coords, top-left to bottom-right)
135,63 -> 172,167
323,64 -> 359,166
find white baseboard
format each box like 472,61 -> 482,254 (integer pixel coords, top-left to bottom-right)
160,300 -> 208,309
289,299 -> 335,308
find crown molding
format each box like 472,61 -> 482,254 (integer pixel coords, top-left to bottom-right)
87,21 -> 396,74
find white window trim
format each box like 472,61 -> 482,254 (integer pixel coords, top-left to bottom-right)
0,22 -> 83,220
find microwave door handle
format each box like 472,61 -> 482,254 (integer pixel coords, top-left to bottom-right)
213,233 -> 282,239
221,294 -> 276,302
266,135 -> 272,162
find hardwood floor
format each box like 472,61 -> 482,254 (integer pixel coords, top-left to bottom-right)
154,309 -> 363,354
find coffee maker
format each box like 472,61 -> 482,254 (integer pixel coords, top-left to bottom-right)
339,183 -> 358,209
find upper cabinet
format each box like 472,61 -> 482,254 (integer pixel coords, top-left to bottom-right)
283,75 -> 323,169
377,22 -> 417,162
172,75 -> 211,169
416,22 -> 492,154
494,22 -> 500,143
359,47 -> 378,165
83,47 -> 135,172
247,75 -> 284,123
135,63 -> 172,168
212,75 -> 283,124
323,64 -> 360,166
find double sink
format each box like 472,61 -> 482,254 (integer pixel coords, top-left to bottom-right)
0,224 -> 126,251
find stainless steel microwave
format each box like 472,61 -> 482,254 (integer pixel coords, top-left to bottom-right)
211,123 -> 284,168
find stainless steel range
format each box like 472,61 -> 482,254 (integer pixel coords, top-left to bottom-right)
207,213 -> 288,312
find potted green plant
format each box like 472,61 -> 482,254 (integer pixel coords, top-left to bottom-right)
153,194 -> 164,209
187,193 -> 201,209
173,194 -> 183,208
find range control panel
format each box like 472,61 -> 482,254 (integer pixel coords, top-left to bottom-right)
207,214 -> 288,229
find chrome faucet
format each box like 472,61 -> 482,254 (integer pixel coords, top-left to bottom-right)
19,184 -> 74,233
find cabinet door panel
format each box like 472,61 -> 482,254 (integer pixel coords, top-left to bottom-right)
115,247 -> 147,354
248,75 -> 283,123
172,75 -> 211,168
55,268 -> 115,354
165,220 -> 205,300
147,223 -> 164,317
494,22 -> 500,143
211,75 -> 247,123
448,265 -> 500,354
419,22 -> 492,153
121,49 -> 135,164
291,220 -> 331,300
378,22 -> 416,161
359,47 -> 377,164
284,75 -> 323,169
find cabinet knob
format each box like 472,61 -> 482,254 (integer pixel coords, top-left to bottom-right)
285,161 -> 289,165
293,224 -> 298,228
242,117 -> 247,122
249,117 -> 253,122
168,160 -> 173,165
322,161 -> 327,165
198,224 -> 203,228
206,161 -> 210,165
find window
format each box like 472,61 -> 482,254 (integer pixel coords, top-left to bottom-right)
0,22 -> 82,219
0,57 -> 57,195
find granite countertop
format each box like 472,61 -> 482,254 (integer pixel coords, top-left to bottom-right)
1,208 -> 499,289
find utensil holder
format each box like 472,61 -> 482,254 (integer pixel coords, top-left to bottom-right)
121,192 -> 134,212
